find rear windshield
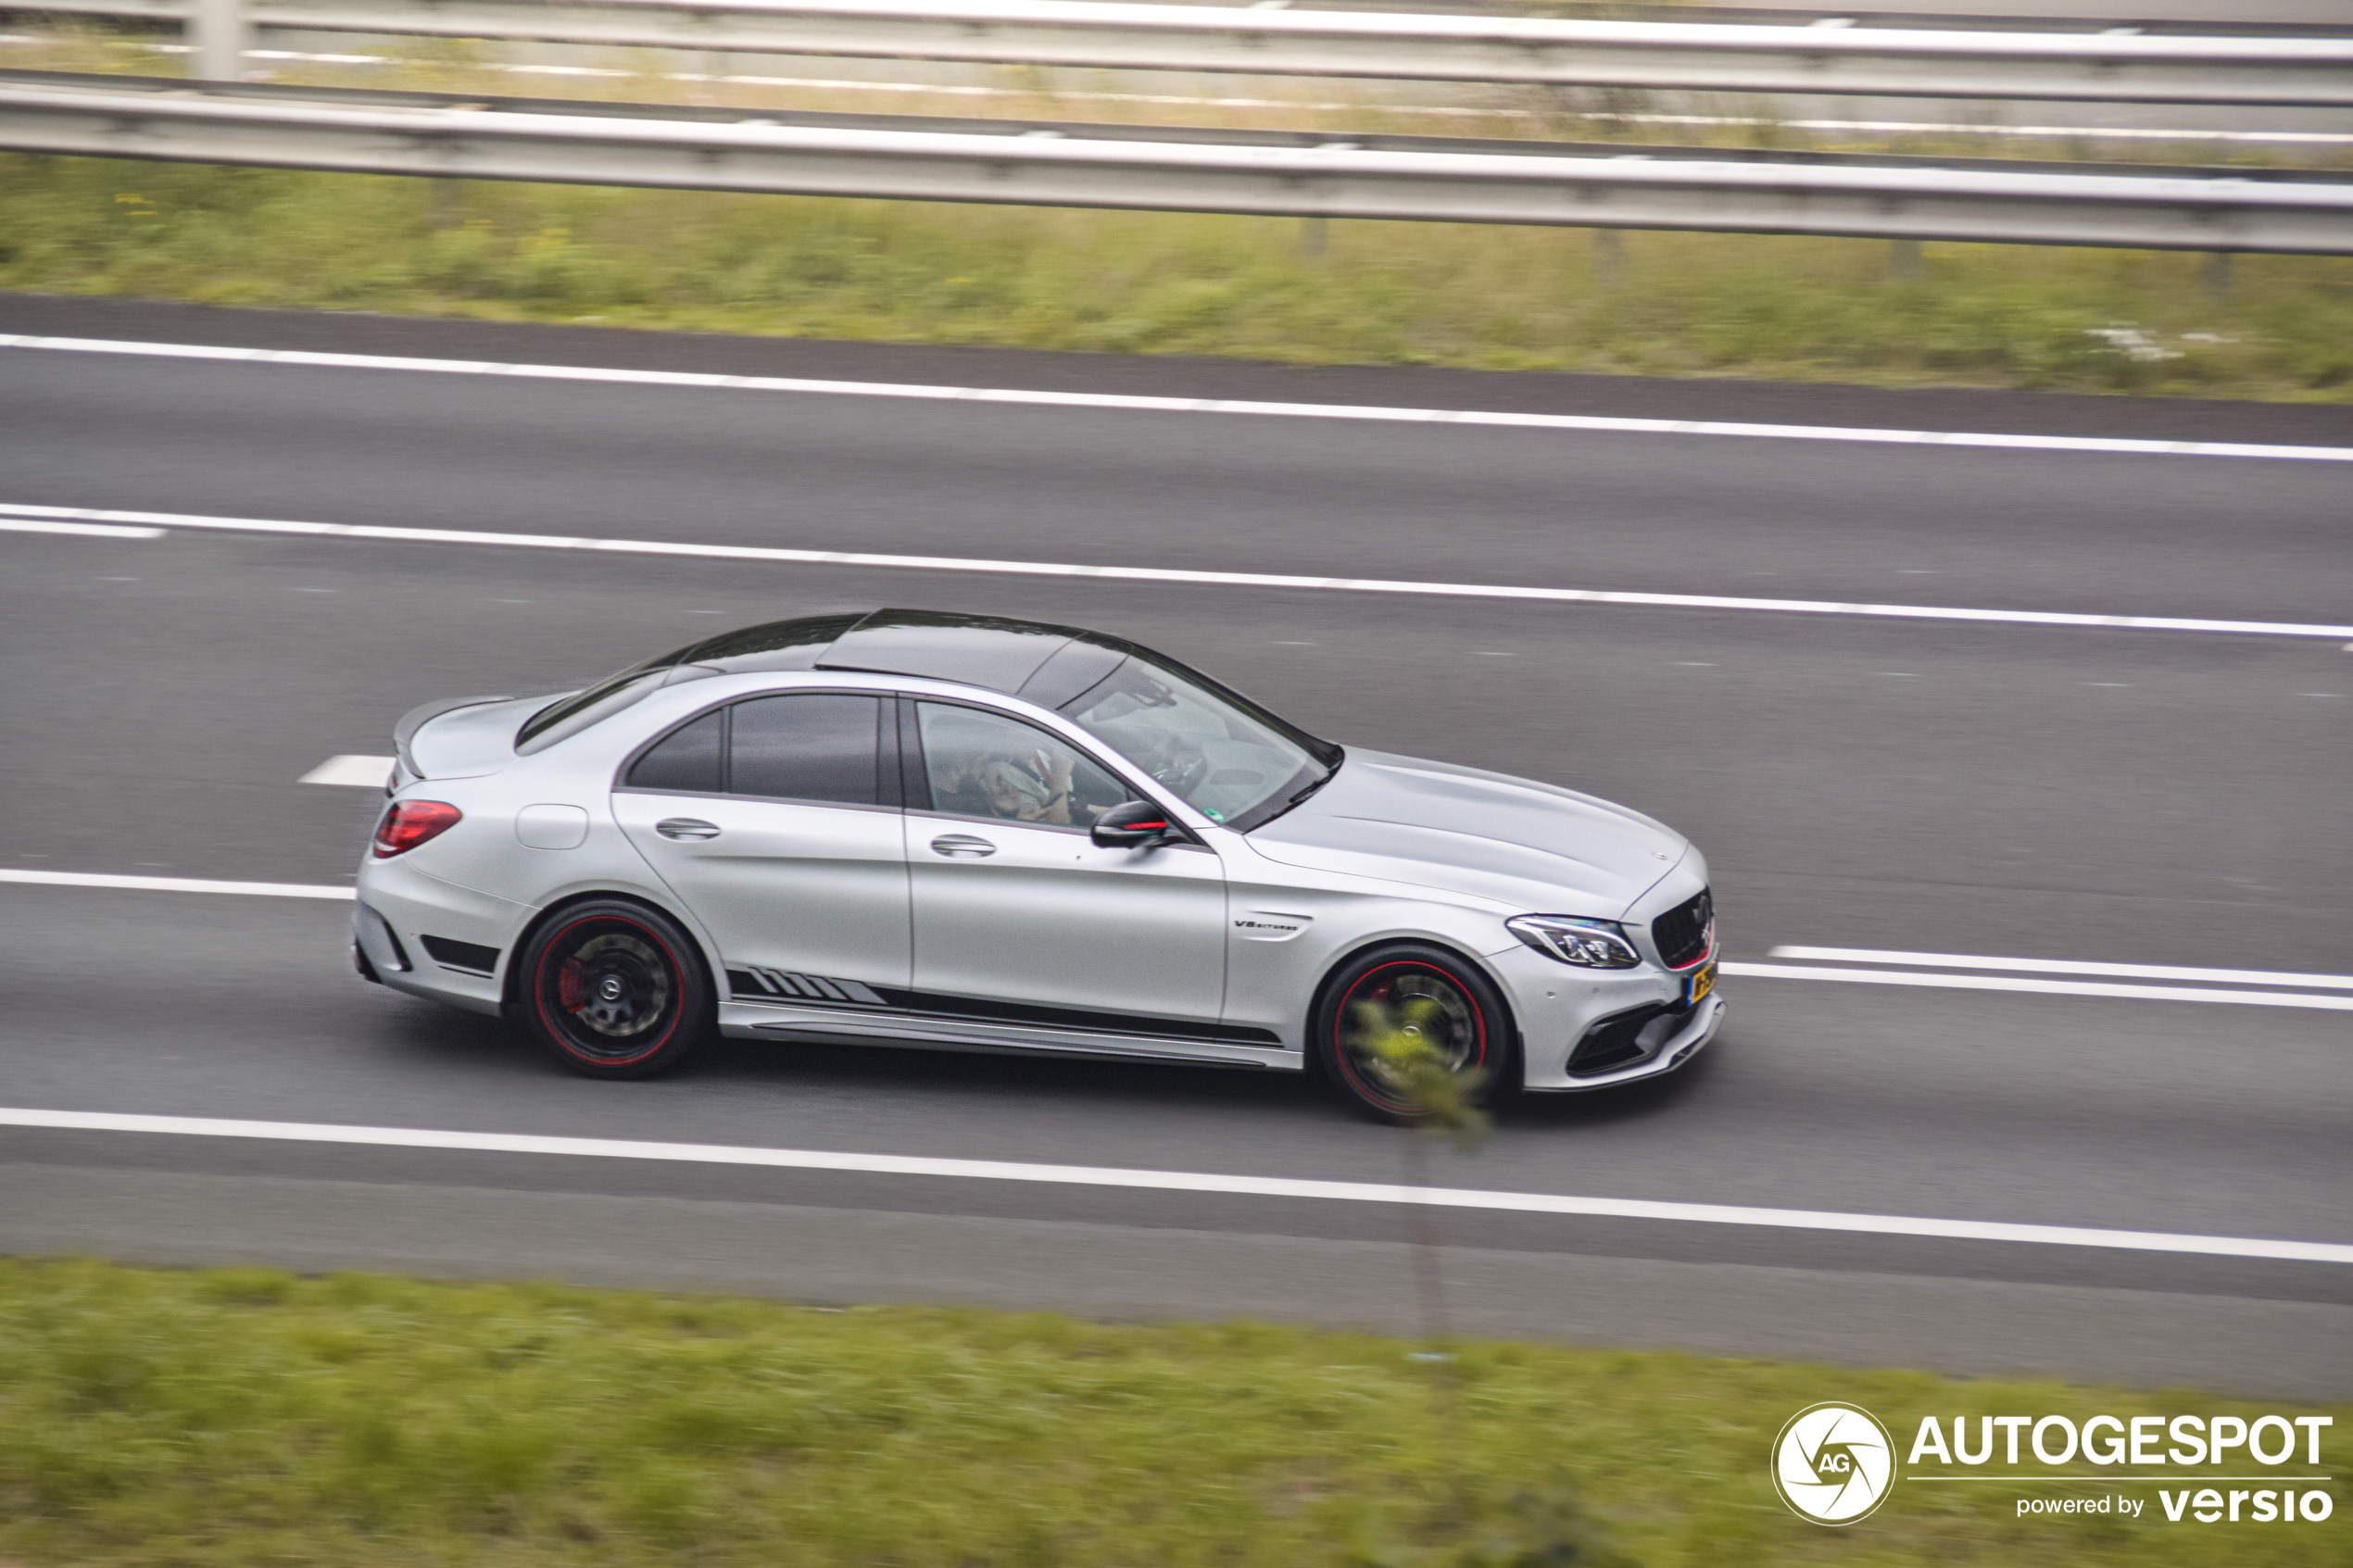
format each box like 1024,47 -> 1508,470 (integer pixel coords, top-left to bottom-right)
516,613 -> 867,754
515,661 -> 673,755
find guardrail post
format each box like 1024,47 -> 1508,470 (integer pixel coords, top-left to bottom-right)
2201,250 -> 2233,302
1888,239 -> 1924,282
1299,215 -> 1328,259
190,0 -> 248,82
1592,229 -> 1624,287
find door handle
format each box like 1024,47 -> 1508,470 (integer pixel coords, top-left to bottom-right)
656,818 -> 721,840
929,834 -> 996,859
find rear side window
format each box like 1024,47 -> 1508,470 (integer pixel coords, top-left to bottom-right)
731,694 -> 883,806
626,709 -> 724,793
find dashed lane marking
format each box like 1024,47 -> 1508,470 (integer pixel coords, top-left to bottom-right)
7,334 -> 2353,465
1767,946 -> 2353,991
0,1106 -> 2346,1264
0,869 -> 354,899
5,501 -> 2349,642
300,755 -> 396,788
1723,961 -> 2353,1010
0,515 -> 164,539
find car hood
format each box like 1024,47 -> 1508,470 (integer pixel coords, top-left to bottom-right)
1241,748 -> 1687,918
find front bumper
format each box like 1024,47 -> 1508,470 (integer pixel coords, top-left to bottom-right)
1486,941 -> 1724,1091
1530,991 -> 1722,1092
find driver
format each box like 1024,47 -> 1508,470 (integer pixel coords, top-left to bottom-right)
975,745 -> 1078,825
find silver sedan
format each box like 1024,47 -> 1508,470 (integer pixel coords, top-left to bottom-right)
354,608 -> 1721,1120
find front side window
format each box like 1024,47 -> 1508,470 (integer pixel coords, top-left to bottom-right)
729,693 -> 885,806
915,703 -> 1126,829
1061,656 -> 1327,829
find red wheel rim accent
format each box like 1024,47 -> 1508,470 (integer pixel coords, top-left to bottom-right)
1330,959 -> 1489,1115
534,913 -> 685,1067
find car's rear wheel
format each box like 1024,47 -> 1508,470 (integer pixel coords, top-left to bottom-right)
1314,944 -> 1516,1123
520,899 -> 711,1079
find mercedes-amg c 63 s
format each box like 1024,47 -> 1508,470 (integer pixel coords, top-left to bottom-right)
355,609 -> 1720,1119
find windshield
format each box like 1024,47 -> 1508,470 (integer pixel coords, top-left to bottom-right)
1060,654 -> 1333,831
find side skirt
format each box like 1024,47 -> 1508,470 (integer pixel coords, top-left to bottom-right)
716,998 -> 1300,1072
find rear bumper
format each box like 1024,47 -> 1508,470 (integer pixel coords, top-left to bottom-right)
353,856 -> 531,1019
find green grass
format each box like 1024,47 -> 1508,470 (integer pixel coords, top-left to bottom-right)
6,153 -> 2353,399
0,1258 -> 2344,1567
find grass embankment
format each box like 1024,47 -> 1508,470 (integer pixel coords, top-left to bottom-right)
0,1259 -> 2344,1567
6,153 -> 2352,399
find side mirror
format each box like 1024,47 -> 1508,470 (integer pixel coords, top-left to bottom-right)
1090,798 -> 1178,849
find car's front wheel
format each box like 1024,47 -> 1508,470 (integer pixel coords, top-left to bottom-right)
1314,944 -> 1515,1123
519,899 -> 711,1079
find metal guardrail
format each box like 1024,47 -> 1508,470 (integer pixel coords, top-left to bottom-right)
4,72 -> 2348,252
19,0 -> 2353,107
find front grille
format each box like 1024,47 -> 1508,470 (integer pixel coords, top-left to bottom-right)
1652,887 -> 1714,970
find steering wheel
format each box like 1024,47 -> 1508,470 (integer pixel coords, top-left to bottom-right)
1151,745 -> 1211,800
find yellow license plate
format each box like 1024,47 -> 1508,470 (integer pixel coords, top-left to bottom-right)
1687,962 -> 1717,1006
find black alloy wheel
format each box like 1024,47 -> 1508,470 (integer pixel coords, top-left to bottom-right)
1313,943 -> 1516,1123
520,899 -> 711,1078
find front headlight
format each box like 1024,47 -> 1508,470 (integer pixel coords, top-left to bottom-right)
1506,914 -> 1642,969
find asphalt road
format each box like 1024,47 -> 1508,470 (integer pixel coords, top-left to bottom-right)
2,295 -> 2347,1398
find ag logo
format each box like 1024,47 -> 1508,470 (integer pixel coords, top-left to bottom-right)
1770,1402 -> 1895,1525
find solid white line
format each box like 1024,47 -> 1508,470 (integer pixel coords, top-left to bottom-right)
1720,961 -> 2353,1011
9,335 -> 2353,466
5,501 -> 2348,642
2,1106 -> 2346,1265
299,754 -> 396,788
1769,946 -> 2353,991
6,867 -> 2345,1009
0,869 -> 355,899
0,516 -> 163,539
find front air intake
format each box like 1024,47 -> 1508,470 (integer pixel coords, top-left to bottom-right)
1569,1001 -> 1681,1076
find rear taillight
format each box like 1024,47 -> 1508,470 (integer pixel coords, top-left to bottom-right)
373,800 -> 462,858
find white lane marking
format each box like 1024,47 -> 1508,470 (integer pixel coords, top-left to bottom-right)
5,869 -> 2343,1010
0,515 -> 163,539
0,869 -> 355,899
299,754 -> 396,788
7,335 -> 2352,466
0,1106 -> 2344,1265
1721,961 -> 2353,1010
1768,945 -> 2353,991
6,501 -> 2349,643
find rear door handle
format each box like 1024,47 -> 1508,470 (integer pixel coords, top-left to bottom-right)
656,818 -> 721,840
929,834 -> 996,859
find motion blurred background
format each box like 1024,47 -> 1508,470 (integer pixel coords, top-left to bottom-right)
1,0 -> 2347,1560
